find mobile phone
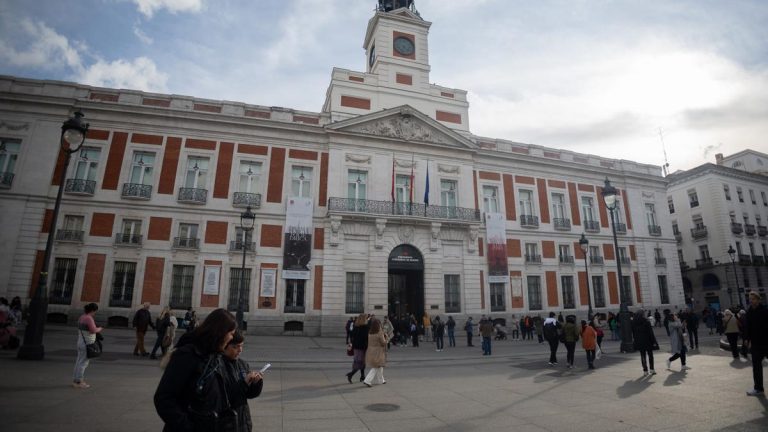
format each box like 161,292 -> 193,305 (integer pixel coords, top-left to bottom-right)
259,363 -> 271,373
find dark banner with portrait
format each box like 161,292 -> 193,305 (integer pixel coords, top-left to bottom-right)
486,212 -> 509,283
283,197 -> 313,279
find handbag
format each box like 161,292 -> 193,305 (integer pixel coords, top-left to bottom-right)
79,330 -> 102,359
161,333 -> 173,348
346,343 -> 353,356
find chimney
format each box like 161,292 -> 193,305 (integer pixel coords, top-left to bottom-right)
715,153 -> 724,165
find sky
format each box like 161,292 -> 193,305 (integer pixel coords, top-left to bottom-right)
1,0 -> 767,172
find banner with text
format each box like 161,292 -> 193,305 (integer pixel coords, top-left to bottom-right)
485,212 -> 509,283
283,197 -> 313,279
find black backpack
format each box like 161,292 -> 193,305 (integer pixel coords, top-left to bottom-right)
543,322 -> 558,340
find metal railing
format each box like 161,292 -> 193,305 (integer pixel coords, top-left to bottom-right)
233,192 -> 262,208
691,226 -> 708,239
614,222 -> 627,234
64,179 -> 96,196
0,172 -> 14,188
758,225 -> 767,237
525,254 -> 542,264
49,294 -> 72,305
121,183 -> 152,200
520,214 -> 539,228
619,257 -> 631,265
173,237 -> 200,249
109,298 -> 133,308
739,254 -> 752,265
55,229 -> 84,242
230,241 -> 255,252
648,225 -> 662,236
745,224 -> 756,236
327,197 -> 481,222
695,258 -> 713,269
284,305 -> 305,313
115,233 -> 143,246
584,220 -> 600,233
553,218 -> 571,230
731,222 -> 743,234
178,187 -> 208,204
589,256 -> 604,265
753,256 -> 765,266
559,255 -> 574,264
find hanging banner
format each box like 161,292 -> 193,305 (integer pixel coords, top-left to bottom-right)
203,266 -> 221,295
283,197 -> 313,279
260,268 -> 276,298
485,212 -> 509,283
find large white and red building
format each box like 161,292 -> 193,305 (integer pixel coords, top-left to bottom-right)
0,2 -> 683,334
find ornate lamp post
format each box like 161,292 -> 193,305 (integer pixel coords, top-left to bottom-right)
18,111 -> 89,360
236,205 -> 256,329
601,178 -> 634,353
579,233 -> 593,320
727,245 -> 744,309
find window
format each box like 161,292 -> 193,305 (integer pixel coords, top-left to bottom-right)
581,196 -> 596,222
688,190 -> 699,208
645,203 -> 657,226
285,279 -> 305,313
736,241 -> 742,255
723,185 -> 731,201
118,219 -> 142,244
110,261 -> 136,307
291,166 -> 312,198
561,276 -> 575,309
667,196 -> 675,214
654,248 -> 664,259
50,258 -> 77,304
395,174 -> 410,203
762,191 -> 767,206
228,268 -> 251,312
441,179 -> 457,207
551,193 -> 566,219
184,156 -> 209,189
749,189 -> 756,205
621,275 -> 633,306
170,265 -> 195,309
347,170 -> 367,200
527,276 -> 542,310
699,245 -> 710,259
346,272 -> 364,313
763,244 -> 768,258
737,187 -> 744,203
0,138 -> 20,186
559,244 -> 571,262
483,185 -> 499,213
672,223 -> 680,235
176,223 -> 199,248
234,226 -> 252,250
129,151 -> 155,185
618,247 -> 628,262
59,215 -> 84,241
742,268 -> 750,288
749,242 -> 756,256
658,275 -> 670,304
239,161 -> 262,193
592,276 -> 605,307
444,275 -> 461,312
693,216 -> 705,229
490,283 -> 506,311
756,269 -> 763,287
72,147 -> 101,182
525,243 -> 539,262
519,189 -> 535,216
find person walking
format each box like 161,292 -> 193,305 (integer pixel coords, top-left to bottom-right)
723,309 -> 740,359
446,316 -> 456,347
221,330 -> 264,432
422,311 -> 432,343
745,292 -> 768,396
154,308 -> 237,431
480,317 -> 494,356
687,309 -> 700,349
184,308 -> 197,332
382,316 -> 394,350
511,315 -> 520,341
410,317 -> 420,347
704,309 -> 716,336
345,316 -> 354,344
666,313 -> 689,371
363,318 -> 388,387
132,302 -> 153,357
150,307 -> 173,360
608,312 -> 619,341
654,309 -> 662,328
73,303 -> 103,389
592,314 -> 605,350
738,309 -> 749,359
543,312 -> 562,366
581,320 -> 597,369
346,313 -> 369,383
632,310 -> 657,375
562,315 -> 579,369
534,315 -> 544,343
464,317 -> 475,347
433,316 -> 445,351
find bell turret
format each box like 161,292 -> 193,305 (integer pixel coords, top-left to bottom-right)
377,0 -> 418,15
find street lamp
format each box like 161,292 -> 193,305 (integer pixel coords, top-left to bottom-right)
579,233 -> 593,320
18,111 -> 89,360
601,178 -> 634,353
236,205 -> 256,330
727,245 -> 744,309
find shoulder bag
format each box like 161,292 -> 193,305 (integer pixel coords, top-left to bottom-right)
79,330 -> 102,359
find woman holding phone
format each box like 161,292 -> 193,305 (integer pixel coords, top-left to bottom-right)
221,330 -> 264,432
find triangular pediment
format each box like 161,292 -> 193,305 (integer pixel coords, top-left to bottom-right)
327,105 -> 476,149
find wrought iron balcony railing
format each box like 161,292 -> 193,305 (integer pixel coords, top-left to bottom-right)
233,192 -> 262,208
695,258 -> 713,269
584,220 -> 600,233
121,183 -> 152,200
614,222 -> 627,234
178,187 -> 207,204
327,197 -> 481,222
731,222 -> 743,234
589,256 -> 604,265
648,225 -> 662,236
115,233 -> 142,246
0,172 -> 14,188
691,226 -> 708,239
55,229 -> 84,242
109,298 -> 133,308
758,225 -> 767,237
230,241 -> 255,252
520,214 -> 539,228
64,179 -> 96,196
739,254 -> 752,265
619,257 -> 631,265
559,255 -> 574,264
525,254 -> 542,264
745,224 -> 756,236
655,257 -> 667,266
753,256 -> 765,266
553,218 -> 571,230
49,294 -> 72,305
284,305 -> 305,313
173,237 -> 200,249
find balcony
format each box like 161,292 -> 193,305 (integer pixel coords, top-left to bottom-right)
64,179 -> 96,196
745,224 -> 756,236
520,214 -> 539,228
584,220 -> 600,233
739,254 -> 752,265
680,261 -> 690,271
655,257 -> 667,266
619,257 -> 631,266
55,229 -> 84,243
121,183 -> 152,200
178,187 -> 207,204
173,237 -> 200,249
648,225 -> 662,236
614,223 -> 627,234
230,240 -> 255,252
695,258 -> 713,269
731,222 -> 743,234
115,233 -> 142,246
559,255 -> 574,264
109,297 -> 133,308
589,256 -> 604,265
284,305 -> 306,314
525,254 -> 542,264
691,226 -> 708,239
553,218 -> 571,231
233,192 -> 262,208
758,225 -> 767,237
753,256 -> 765,266
0,172 -> 14,188
327,197 -> 480,223
674,231 -> 682,242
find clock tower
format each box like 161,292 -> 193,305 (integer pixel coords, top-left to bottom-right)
322,1 -> 470,132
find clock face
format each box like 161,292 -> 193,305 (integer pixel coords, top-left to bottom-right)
393,36 -> 415,56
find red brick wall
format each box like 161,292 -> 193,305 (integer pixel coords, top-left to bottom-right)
548,179 -> 566,188
313,265 -> 323,310
90,213 -> 115,237
51,146 -> 66,186
607,272 -> 619,305
205,221 -> 228,244
515,175 -> 535,185
634,272 -> 642,303
131,133 -> 164,145
158,137 -> 181,194
41,209 -> 53,233
185,138 -> 216,150
478,238 -> 484,257
318,152 -> 328,207
578,184 -> 595,192
148,217 -> 172,241
546,271 -> 558,307
142,257 -> 165,305
578,271 -> 589,306
511,270 -> 524,308
503,174 -> 516,221
81,253 -> 105,302
288,149 -> 318,161
266,147 -> 285,203
313,227 -> 324,250
395,74 -> 412,85
102,132 -> 128,190
596,186 -> 609,228
237,144 -> 268,155
507,239 -> 521,257
392,31 -> 416,59
478,171 -> 500,181
340,96 -> 371,110
537,178 -> 550,224
260,224 -> 282,248
568,182 -> 581,226
213,142 -> 234,199
622,189 -> 633,229
629,245 -> 636,260
603,243 -> 615,260
436,111 -> 461,124
574,242 -> 585,260
542,241 -> 555,259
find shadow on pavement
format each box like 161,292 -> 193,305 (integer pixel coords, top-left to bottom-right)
616,375 -> 653,399
662,370 -> 687,386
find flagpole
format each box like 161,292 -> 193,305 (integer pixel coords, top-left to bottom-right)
409,154 -> 414,216
424,159 -> 429,216
391,152 -> 395,215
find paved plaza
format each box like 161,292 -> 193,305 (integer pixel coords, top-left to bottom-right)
1,325 -> 766,432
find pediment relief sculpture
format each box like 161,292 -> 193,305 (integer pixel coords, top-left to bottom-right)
352,116 -> 449,145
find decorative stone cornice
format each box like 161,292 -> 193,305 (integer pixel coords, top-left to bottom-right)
345,154 -> 371,164
0,121 -> 30,131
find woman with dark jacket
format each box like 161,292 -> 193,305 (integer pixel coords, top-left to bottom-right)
154,308 -> 237,432
221,330 -> 264,431
632,310 -> 658,375
562,315 -> 579,368
346,313 -> 369,383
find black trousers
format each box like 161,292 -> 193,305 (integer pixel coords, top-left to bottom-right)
688,327 -> 699,348
726,333 -> 739,358
548,339 -> 559,363
669,351 -> 686,365
467,332 -> 473,346
564,341 -> 576,365
752,345 -> 766,392
639,349 -> 655,371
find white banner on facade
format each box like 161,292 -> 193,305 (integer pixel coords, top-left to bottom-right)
203,266 -> 221,295
260,268 -> 276,298
486,212 -> 509,283
511,275 -> 523,297
283,197 -> 313,279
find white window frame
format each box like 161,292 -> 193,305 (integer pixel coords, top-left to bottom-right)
184,156 -> 209,189
291,166 -> 312,198
129,151 -> 155,185
483,185 -> 499,213
238,160 -> 262,193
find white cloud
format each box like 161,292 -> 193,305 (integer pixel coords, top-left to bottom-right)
0,19 -> 83,72
133,26 -> 154,45
132,0 -> 203,18
80,57 -> 168,92
263,0 -> 336,70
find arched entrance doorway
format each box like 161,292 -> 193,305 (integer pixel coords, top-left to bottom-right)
388,244 -> 424,322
